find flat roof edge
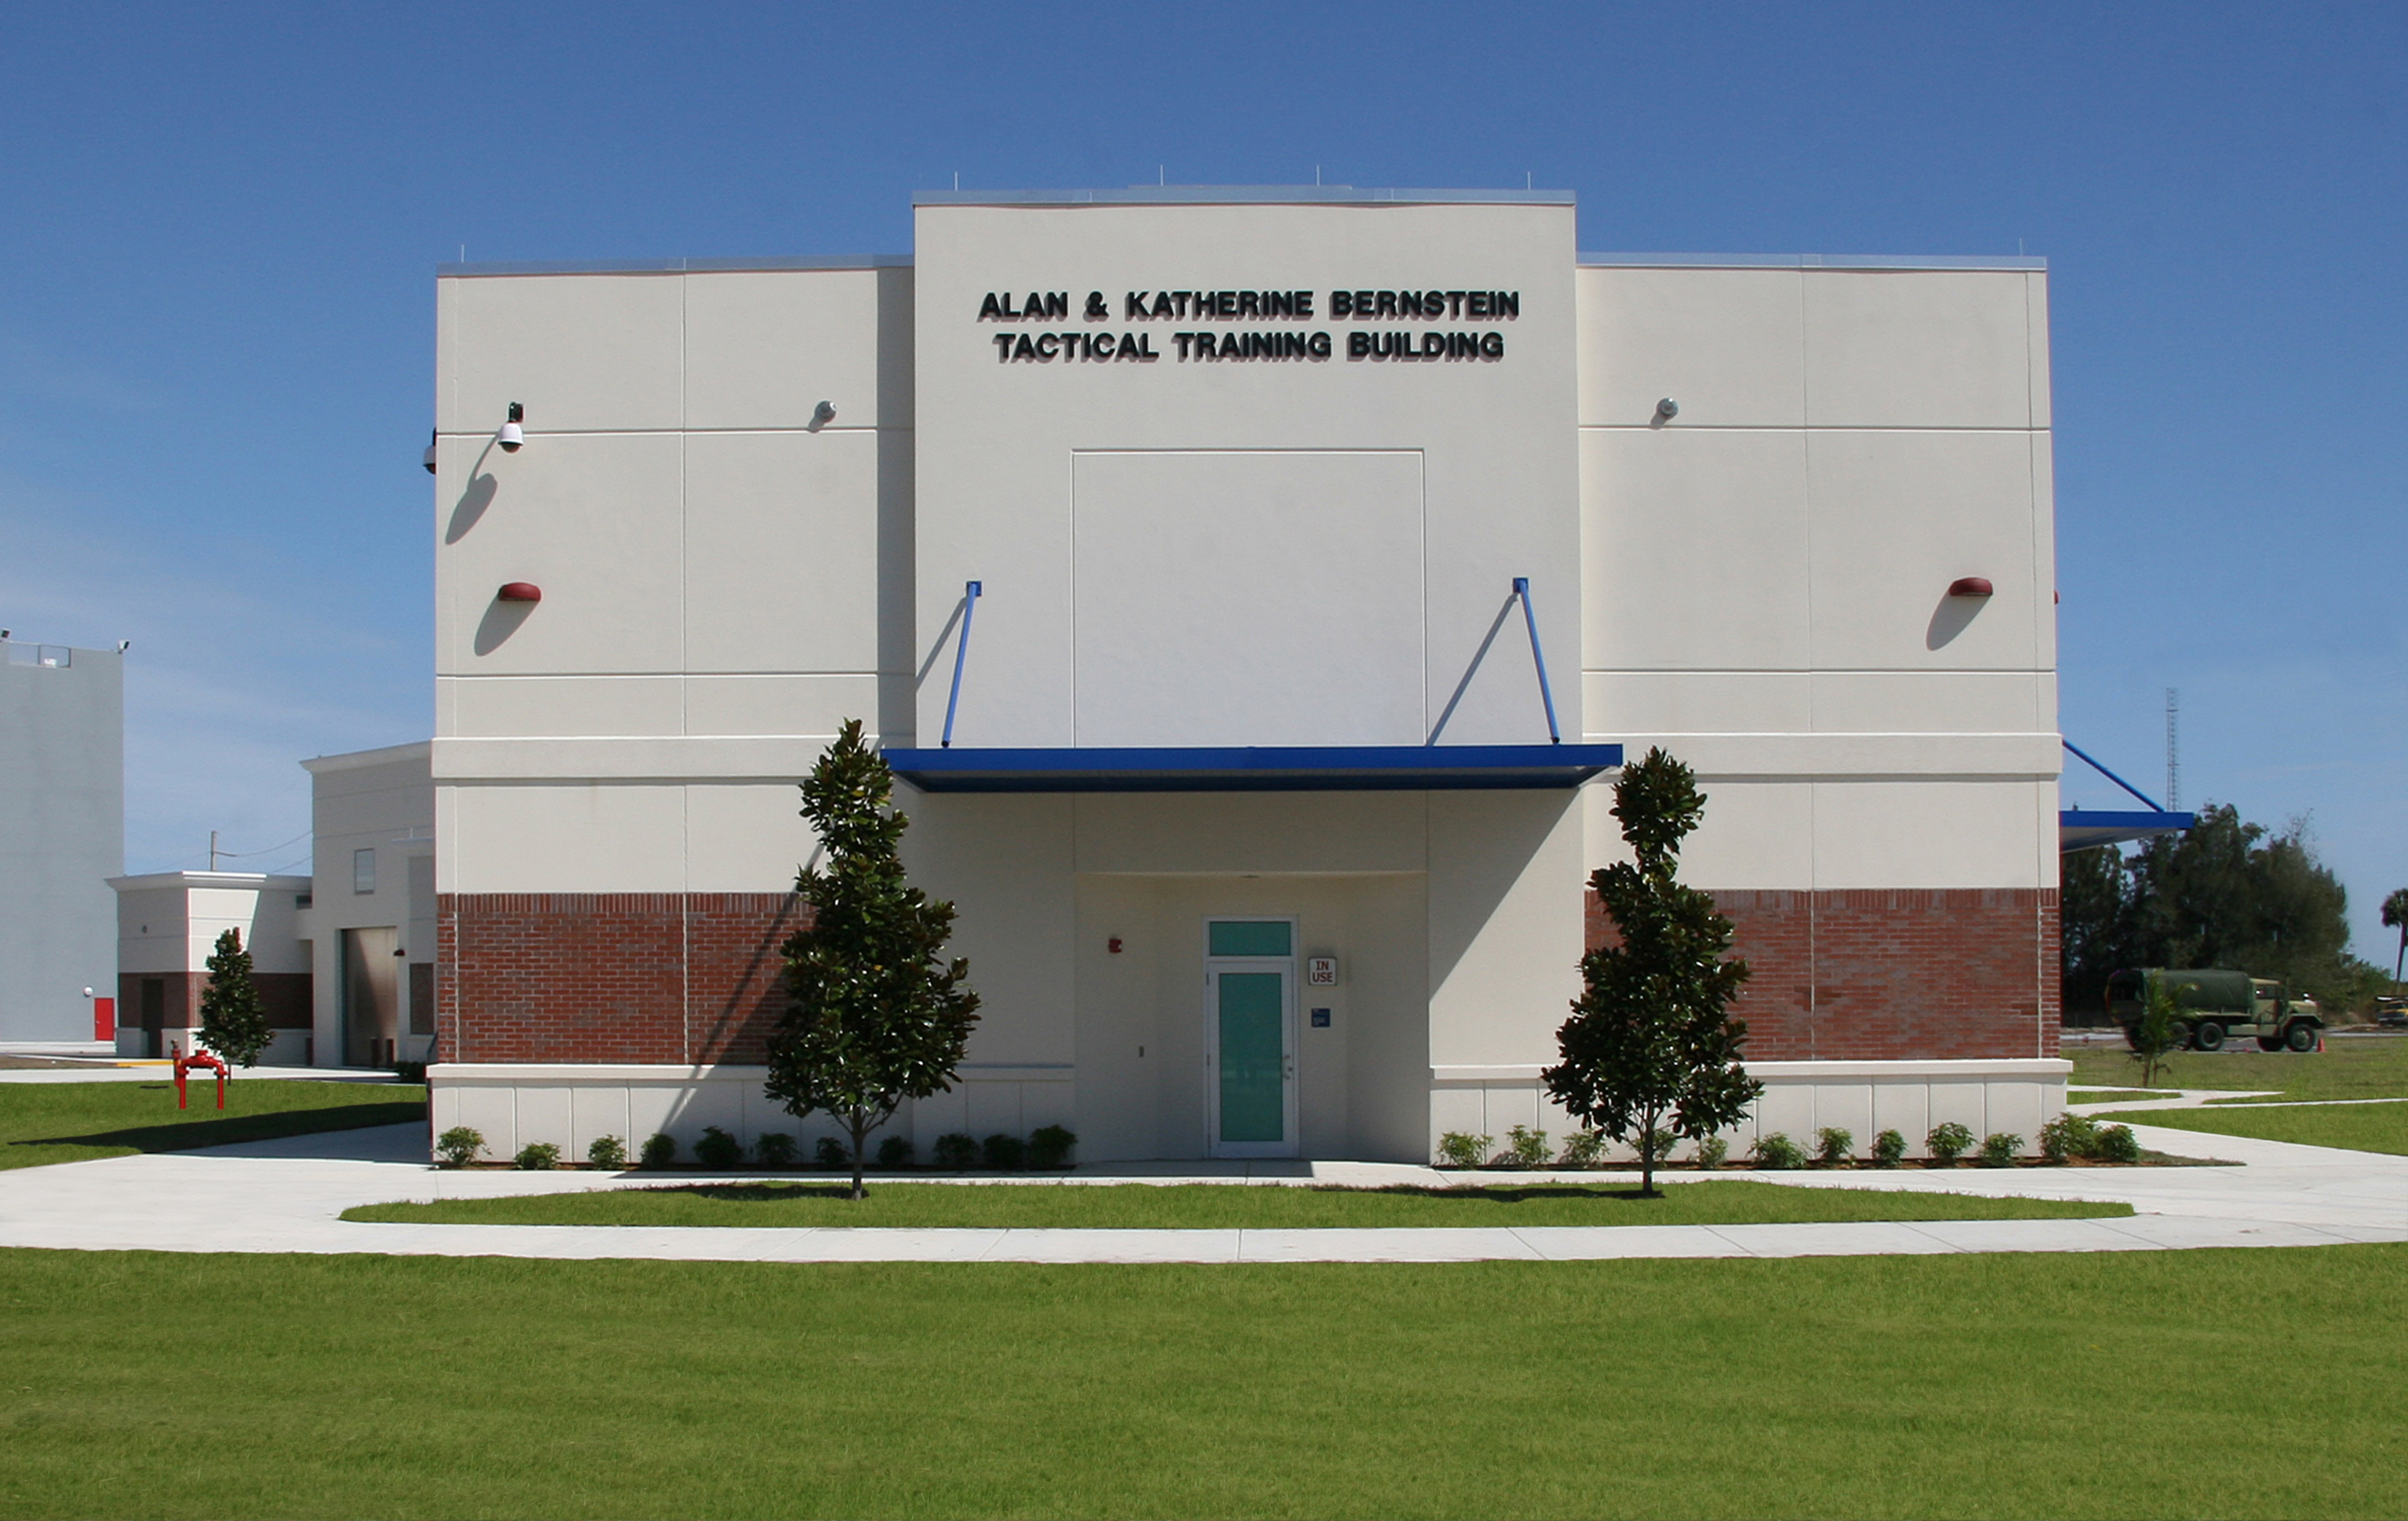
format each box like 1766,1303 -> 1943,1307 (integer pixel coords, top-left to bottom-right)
108,871 -> 314,891
440,255 -> 913,277
915,186 -> 1576,207
301,739 -> 432,774
1580,252 -> 2047,272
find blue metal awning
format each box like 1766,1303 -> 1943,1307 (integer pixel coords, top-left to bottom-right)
2060,808 -> 2196,852
884,744 -> 1624,794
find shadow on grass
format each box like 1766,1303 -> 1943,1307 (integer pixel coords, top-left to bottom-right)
627,1181 -> 1674,1205
20,1101 -> 429,1156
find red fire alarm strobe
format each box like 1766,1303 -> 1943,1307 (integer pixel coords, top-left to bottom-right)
497,582 -> 542,603
1947,577 -> 1994,598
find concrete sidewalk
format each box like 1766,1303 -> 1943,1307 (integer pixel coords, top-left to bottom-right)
0,1119 -> 2401,1263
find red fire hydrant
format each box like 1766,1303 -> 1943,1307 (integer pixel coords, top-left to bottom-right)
175,1049 -> 230,1110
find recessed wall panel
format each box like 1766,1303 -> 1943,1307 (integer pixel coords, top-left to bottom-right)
1071,451 -> 1425,747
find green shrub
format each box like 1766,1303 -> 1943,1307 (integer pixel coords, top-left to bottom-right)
2039,1113 -> 2097,1164
1027,1124 -> 1078,1170
513,1141 -> 561,1170
1751,1132 -> 1805,1170
1814,1126 -> 1854,1166
814,1136 -> 849,1169
586,1135 -> 626,1170
932,1133 -> 978,1170
1559,1129 -> 1606,1168
753,1132 -> 797,1169
1979,1131 -> 2023,1168
982,1133 -> 1026,1170
1694,1134 -> 1728,1170
2094,1123 -> 2142,1163
1504,1125 -> 1551,1168
435,1126 -> 484,1169
1435,1131 -> 1494,1169
1871,1129 -> 1907,1168
694,1126 -> 742,1169
1926,1122 -> 1975,1165
876,1134 -> 915,1169
639,1133 -> 676,1168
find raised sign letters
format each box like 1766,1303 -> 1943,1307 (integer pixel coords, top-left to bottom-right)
974,286 -> 1518,366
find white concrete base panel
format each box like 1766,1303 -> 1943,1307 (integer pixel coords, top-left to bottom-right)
437,1057 -> 2071,1165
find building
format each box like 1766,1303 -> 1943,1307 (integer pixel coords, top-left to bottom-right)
1,637 -> 122,1044
424,186 -> 2071,1164
106,871 -> 312,1060
106,743 -> 435,1068
301,742 -> 436,1069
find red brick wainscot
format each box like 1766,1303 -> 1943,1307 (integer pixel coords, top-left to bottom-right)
436,893 -> 808,1064
1585,887 -> 2060,1061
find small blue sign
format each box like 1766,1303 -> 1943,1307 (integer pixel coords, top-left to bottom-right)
1309,1007 -> 1332,1028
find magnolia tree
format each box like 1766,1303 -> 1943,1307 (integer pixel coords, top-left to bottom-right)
198,927 -> 273,1068
765,720 -> 981,1199
1543,747 -> 1761,1196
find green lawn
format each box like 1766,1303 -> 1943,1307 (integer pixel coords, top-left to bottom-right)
2095,1100 -> 2408,1156
2,1245 -> 2403,1518
345,1178 -> 2130,1230
2068,1034 -> 2408,1102
0,1080 -> 425,1170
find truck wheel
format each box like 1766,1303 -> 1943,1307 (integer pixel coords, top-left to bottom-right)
2286,1023 -> 2318,1053
2194,1021 -> 2225,1051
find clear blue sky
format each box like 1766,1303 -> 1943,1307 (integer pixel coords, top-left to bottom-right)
4,4 -> 2402,955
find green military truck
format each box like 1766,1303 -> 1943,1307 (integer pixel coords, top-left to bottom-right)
2107,968 -> 2325,1052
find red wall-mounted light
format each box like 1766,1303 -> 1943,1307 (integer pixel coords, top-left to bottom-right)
497,582 -> 542,603
1947,577 -> 1994,598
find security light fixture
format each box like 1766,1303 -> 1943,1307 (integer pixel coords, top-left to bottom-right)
497,402 -> 525,453
1653,397 -> 1679,423
497,582 -> 542,603
811,400 -> 836,428
1948,577 -> 1994,598
422,429 -> 438,474
117,640 -> 131,653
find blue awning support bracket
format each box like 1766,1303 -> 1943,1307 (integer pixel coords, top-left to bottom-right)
940,579 -> 981,749
2059,738 -> 2194,852
1512,577 -> 1562,745
2062,738 -> 2165,811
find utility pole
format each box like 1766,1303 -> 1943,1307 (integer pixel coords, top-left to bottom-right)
209,829 -> 219,871
2165,689 -> 2181,811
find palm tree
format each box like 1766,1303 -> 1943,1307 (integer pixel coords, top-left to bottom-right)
2383,888 -> 2408,992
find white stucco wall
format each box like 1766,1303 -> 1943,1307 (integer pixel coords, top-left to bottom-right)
1574,259 -> 2057,897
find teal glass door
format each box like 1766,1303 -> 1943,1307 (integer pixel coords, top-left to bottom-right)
1216,971 -> 1286,1144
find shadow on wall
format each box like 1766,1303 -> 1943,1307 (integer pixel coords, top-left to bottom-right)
447,472 -> 498,544
1926,589 -> 1988,650
474,597 -> 535,655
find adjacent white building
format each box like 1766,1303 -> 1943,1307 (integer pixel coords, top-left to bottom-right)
1,638 -> 122,1044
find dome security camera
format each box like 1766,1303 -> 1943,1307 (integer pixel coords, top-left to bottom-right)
1653,397 -> 1679,422
497,401 -> 525,453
